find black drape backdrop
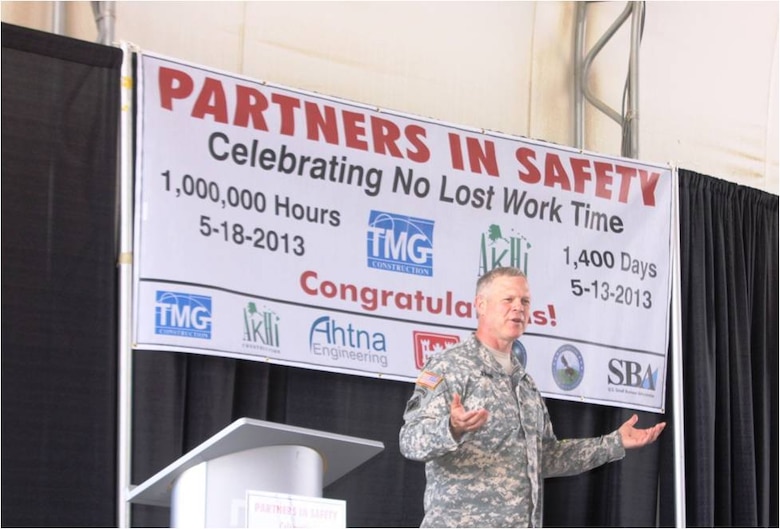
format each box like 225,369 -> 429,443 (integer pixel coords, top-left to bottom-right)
2,23 -> 777,528
1,24 -> 122,527
677,170 -> 779,527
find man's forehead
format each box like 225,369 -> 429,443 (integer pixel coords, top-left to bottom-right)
489,275 -> 530,294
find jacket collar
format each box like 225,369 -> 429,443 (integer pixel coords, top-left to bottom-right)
471,334 -> 525,379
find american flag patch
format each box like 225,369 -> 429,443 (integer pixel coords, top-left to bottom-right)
416,370 -> 443,390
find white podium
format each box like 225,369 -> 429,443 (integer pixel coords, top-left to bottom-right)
127,418 -> 385,527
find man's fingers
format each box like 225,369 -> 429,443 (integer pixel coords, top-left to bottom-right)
449,393 -> 489,434
461,409 -> 488,430
651,422 -> 666,441
451,393 -> 462,410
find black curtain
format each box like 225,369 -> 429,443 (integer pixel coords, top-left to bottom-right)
677,170 -> 778,527
1,24 -> 122,527
2,22 -> 778,528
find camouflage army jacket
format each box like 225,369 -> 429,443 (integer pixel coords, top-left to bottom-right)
399,334 -> 625,528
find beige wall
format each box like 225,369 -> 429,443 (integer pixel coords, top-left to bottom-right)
3,1 -> 778,194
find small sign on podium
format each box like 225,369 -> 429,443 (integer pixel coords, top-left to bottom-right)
246,490 -> 346,528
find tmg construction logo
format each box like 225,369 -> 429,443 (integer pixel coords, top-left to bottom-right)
241,301 -> 281,354
477,224 -> 532,276
154,291 -> 212,339
366,210 -> 434,277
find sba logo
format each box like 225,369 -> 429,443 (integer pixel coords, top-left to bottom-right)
366,210 -> 434,277
155,291 -> 212,339
607,359 -> 658,390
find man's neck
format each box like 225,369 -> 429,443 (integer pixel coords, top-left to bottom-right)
474,330 -> 513,354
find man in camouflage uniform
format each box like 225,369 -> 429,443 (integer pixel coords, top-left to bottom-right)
399,267 -> 666,527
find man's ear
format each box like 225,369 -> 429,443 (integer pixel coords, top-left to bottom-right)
474,295 -> 485,317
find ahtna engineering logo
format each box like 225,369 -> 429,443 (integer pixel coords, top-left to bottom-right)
242,301 -> 280,353
366,210 -> 434,277
309,315 -> 389,369
154,291 -> 212,339
477,224 -> 531,276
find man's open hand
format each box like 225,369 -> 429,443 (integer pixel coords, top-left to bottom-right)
618,414 -> 666,449
449,393 -> 489,441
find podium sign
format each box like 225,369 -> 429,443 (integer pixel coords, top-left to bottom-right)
246,490 -> 346,528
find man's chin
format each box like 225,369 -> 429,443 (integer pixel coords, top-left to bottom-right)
508,324 -> 526,337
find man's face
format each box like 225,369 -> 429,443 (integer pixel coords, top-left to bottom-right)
476,275 -> 531,342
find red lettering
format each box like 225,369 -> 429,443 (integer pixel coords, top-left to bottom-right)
191,77 -> 228,123
300,270 -> 318,295
405,125 -> 430,163
449,133 -> 464,170
515,147 -> 540,184
155,66 -> 437,165
570,157 -> 592,194
342,110 -> 369,151
465,137 -> 499,176
304,102 -> 339,144
544,153 -> 571,191
158,66 -> 193,110
614,165 -> 636,203
512,148 -> 661,206
593,161 -> 613,200
272,93 -> 301,136
368,118 -> 430,162
638,169 -> 660,206
233,85 -> 269,130
370,116 -> 403,158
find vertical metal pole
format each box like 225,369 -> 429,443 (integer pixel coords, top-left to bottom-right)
117,42 -> 136,529
103,2 -> 116,46
670,168 -> 687,527
574,2 -> 636,154
624,2 -> 642,158
51,1 -> 65,35
573,2 -> 587,150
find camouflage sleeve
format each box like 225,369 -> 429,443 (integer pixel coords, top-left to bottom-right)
541,424 -> 626,478
398,366 -> 460,462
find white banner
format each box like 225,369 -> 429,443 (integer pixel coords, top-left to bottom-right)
133,53 -> 673,413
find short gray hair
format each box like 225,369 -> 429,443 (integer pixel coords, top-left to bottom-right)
475,267 -> 527,296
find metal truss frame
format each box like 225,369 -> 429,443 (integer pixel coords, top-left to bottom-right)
574,1 -> 646,159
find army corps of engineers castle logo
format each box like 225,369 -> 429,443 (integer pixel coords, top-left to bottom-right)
413,331 -> 460,369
